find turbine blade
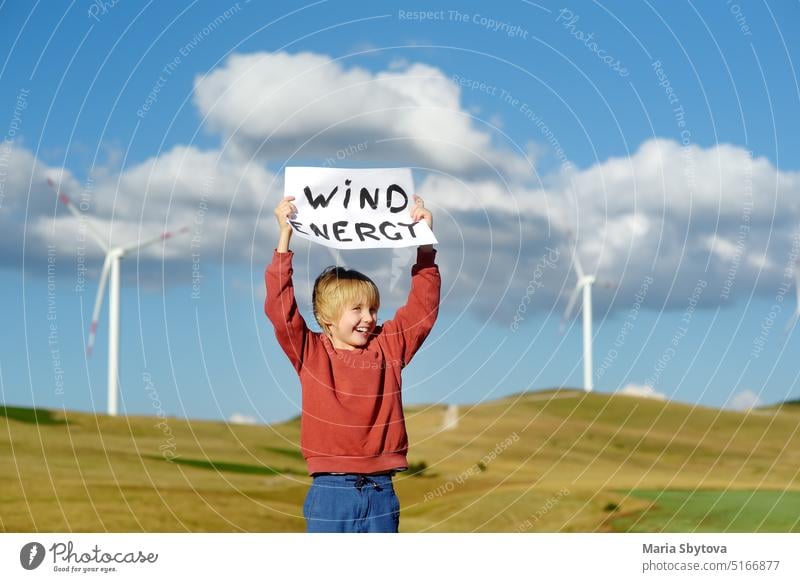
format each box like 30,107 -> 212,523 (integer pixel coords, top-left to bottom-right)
784,311 -> 800,336
326,245 -> 341,266
87,256 -> 111,357
795,268 -> 799,305
46,178 -> 110,252
564,228 -> 585,279
571,246 -> 585,279
562,284 -> 582,322
120,226 -> 190,254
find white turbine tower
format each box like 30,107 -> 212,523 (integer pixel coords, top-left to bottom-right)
48,178 -> 188,416
441,404 -> 459,431
561,240 -> 597,393
784,268 -> 800,335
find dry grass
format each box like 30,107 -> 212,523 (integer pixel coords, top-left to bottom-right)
2,389 -> 798,532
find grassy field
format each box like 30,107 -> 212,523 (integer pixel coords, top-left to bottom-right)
611,490 -> 800,532
1,389 -> 799,532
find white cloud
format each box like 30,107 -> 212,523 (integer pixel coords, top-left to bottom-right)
729,389 -> 762,411
228,412 -> 258,425
746,252 -> 775,270
569,139 -> 795,218
20,144 -> 279,267
5,51 -> 800,324
705,234 -> 739,261
410,136 -> 800,322
617,383 -> 667,400
193,51 -> 531,178
9,133 -> 800,323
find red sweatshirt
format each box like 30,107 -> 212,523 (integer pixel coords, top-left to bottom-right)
265,247 -> 440,475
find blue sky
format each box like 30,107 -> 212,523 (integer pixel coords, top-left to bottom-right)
1,0 -> 799,423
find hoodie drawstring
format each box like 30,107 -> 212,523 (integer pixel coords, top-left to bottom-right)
346,475 -> 382,492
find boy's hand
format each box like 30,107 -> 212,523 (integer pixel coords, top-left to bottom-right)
410,194 -> 433,230
274,196 -> 297,232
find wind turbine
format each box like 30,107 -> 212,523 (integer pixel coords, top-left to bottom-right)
784,268 -> 800,335
561,240 -> 596,392
441,404 -> 459,431
47,178 -> 188,416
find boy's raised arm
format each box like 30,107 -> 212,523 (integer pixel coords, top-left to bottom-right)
275,195 -> 296,254
382,196 -> 441,366
265,196 -> 309,371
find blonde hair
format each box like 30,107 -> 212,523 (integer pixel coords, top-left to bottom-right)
312,266 -> 380,334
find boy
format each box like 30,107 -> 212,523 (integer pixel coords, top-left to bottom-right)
265,193 -> 440,533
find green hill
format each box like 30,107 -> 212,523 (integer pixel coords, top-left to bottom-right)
2,389 -> 798,532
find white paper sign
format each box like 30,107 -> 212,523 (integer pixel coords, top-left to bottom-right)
283,167 -> 438,250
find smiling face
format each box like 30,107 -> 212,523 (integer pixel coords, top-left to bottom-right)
313,265 -> 381,351
325,297 -> 378,350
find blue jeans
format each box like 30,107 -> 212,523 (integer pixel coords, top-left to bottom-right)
304,473 -> 400,533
